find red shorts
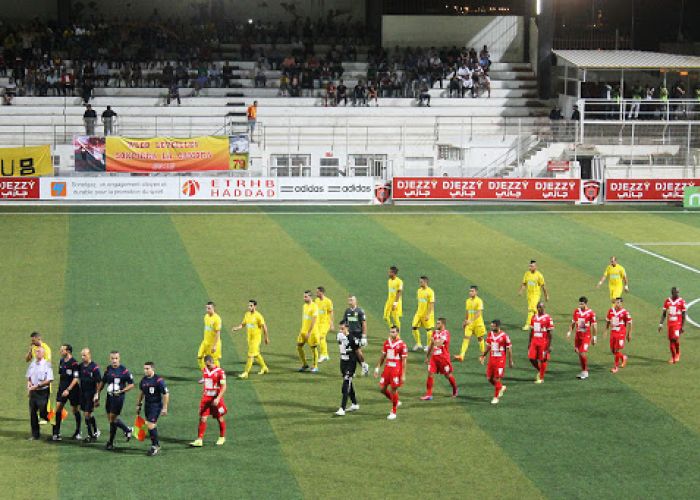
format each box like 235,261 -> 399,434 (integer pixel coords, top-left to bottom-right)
575,334 -> 591,354
528,341 -> 549,361
199,396 -> 227,418
428,355 -> 453,375
667,324 -> 682,340
379,367 -> 403,389
610,334 -> 625,351
486,358 -> 505,379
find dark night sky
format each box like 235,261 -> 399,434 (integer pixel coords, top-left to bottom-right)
555,0 -> 700,49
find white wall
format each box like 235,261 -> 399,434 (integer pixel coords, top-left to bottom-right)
382,16 -> 524,62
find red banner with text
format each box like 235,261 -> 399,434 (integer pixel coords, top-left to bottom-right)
392,178 -> 580,201
605,179 -> 699,202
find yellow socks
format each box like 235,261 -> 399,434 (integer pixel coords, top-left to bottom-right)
412,329 -> 422,346
460,338 -> 470,357
319,336 -> 328,357
243,357 -> 253,374
297,345 -> 307,366
312,346 -> 319,368
255,354 -> 267,370
478,336 -> 486,354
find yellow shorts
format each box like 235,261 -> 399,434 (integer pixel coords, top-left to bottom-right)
464,322 -> 486,338
609,285 -> 623,302
412,312 -> 435,329
198,340 -> 222,359
297,330 -> 319,346
247,331 -> 262,357
383,301 -> 403,320
527,294 -> 541,311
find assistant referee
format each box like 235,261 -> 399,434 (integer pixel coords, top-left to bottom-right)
26,347 -> 53,440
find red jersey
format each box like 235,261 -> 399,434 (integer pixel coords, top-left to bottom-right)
201,366 -> 226,398
607,308 -> 632,336
486,330 -> 511,361
663,297 -> 686,326
572,307 -> 596,336
530,313 -> 553,344
430,329 -> 451,359
382,338 -> 408,371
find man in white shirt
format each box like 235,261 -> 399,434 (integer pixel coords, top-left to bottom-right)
26,347 -> 54,439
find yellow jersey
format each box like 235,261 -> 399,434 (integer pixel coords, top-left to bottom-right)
203,313 -> 222,344
416,286 -> 435,315
604,264 -> 626,288
314,296 -> 333,327
466,297 -> 485,325
31,342 -> 52,363
387,277 -> 404,303
522,271 -> 545,295
301,302 -> 319,333
242,311 -> 265,336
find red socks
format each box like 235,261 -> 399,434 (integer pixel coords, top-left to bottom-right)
539,361 -> 547,380
425,377 -> 434,396
579,355 -> 588,371
494,380 -> 502,397
392,392 -> 399,413
218,419 -> 226,437
198,420 -> 206,439
447,375 -> 457,392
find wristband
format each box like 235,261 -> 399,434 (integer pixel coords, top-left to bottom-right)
659,324 -> 663,328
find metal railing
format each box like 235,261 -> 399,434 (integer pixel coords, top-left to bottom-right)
580,99 -> 700,123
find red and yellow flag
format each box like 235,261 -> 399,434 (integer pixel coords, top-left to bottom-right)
134,415 -> 148,441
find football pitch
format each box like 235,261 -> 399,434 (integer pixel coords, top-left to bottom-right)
2,205 -> 699,500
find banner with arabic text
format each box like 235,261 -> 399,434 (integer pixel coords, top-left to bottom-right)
0,145 -> 53,177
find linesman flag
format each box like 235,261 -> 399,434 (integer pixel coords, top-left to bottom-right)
134,415 -> 148,441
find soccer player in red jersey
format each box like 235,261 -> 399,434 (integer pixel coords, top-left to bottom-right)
658,287 -> 686,364
374,326 -> 408,420
528,303 -> 554,384
567,296 -> 597,380
420,318 -> 458,400
480,320 -> 513,405
605,297 -> 632,373
189,355 -> 227,447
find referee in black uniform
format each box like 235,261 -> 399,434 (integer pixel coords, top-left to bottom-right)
334,324 -> 361,416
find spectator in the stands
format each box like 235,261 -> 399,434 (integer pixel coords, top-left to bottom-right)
175,62 -> 189,87
208,63 -> 221,88
46,70 -> 59,96
59,68 -> 74,96
289,75 -> 301,97
336,79 -> 348,106
571,104 -> 580,121
325,80 -> 337,107
254,62 -> 267,88
367,81 -> 378,106
352,80 -> 366,106
247,100 -> 258,140
418,80 -> 431,106
429,50 -> 443,89
480,69 -> 491,98
166,81 -> 181,106
549,105 -> 563,120
83,104 -> 97,135
448,73 -> 461,98
279,74 -> 289,96
3,78 -> 17,105
162,62 -> 174,86
479,45 -> 491,70
193,62 -> 208,95
101,105 -> 117,135
81,77 -> 94,104
222,62 -> 233,88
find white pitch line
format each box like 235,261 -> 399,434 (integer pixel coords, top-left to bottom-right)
0,209 -> 697,216
625,243 -> 700,275
628,242 -> 700,246
686,298 -> 700,329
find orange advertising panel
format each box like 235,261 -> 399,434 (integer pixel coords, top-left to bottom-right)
105,136 -> 230,172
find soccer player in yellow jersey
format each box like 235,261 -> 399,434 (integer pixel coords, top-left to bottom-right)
25,331 -> 52,363
25,331 -> 52,424
597,256 -> 629,306
314,287 -> 335,363
198,302 -> 222,369
383,266 -> 404,331
412,276 -> 435,352
455,285 -> 486,361
231,300 -> 269,379
297,290 -> 320,373
518,260 -> 549,330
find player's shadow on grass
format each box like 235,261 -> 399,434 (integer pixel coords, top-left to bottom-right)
0,415 -> 27,423
626,354 -> 662,366
0,428 -> 35,440
159,373 -> 194,383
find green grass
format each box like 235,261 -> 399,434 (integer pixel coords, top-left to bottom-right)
1,205 -> 699,499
